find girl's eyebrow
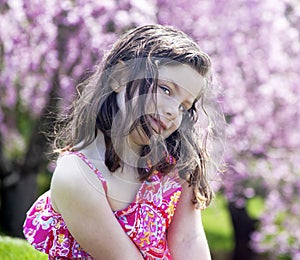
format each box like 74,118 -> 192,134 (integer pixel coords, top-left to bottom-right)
159,79 -> 195,107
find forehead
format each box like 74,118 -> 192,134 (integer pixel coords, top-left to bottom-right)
157,64 -> 205,99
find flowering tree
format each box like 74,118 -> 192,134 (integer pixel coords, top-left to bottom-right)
1,0 -> 300,258
157,0 -> 300,258
158,0 -> 300,258
0,0 -> 156,237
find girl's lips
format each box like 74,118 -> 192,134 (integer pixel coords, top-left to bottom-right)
149,115 -> 167,131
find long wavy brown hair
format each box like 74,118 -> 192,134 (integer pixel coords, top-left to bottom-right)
54,24 -> 215,209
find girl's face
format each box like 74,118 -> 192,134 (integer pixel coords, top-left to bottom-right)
116,64 -> 206,152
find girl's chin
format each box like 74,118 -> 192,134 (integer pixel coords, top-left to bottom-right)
128,130 -> 166,149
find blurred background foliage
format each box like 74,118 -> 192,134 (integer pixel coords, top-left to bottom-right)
0,0 -> 300,259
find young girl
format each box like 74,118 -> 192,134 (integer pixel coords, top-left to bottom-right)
24,24 -> 217,259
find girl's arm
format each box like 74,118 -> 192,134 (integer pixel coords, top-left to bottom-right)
167,182 -> 211,260
50,154 -> 143,260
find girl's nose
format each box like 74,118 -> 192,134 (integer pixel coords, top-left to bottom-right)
161,100 -> 179,120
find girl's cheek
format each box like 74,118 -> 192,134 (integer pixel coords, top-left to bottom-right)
175,117 -> 183,130
144,98 -> 155,114
116,89 -> 126,109
156,94 -> 170,107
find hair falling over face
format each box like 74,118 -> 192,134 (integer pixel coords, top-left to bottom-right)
53,24 -> 223,210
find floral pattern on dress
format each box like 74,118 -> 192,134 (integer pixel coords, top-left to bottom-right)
23,152 -> 182,259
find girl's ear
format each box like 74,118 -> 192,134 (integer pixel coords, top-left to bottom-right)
109,61 -> 129,93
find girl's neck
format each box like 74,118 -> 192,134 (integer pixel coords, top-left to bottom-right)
95,130 -> 106,161
95,130 -> 141,181
95,130 -> 141,170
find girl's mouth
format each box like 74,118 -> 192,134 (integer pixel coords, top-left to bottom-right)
149,115 -> 167,132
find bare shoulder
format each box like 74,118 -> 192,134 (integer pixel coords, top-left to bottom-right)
49,153 -> 143,259
51,153 -> 106,190
51,153 -> 79,185
50,153 -> 106,212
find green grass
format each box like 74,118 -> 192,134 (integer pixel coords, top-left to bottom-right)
0,236 -> 47,259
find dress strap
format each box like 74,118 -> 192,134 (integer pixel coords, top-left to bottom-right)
67,151 -> 108,194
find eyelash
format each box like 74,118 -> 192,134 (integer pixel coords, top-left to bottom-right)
159,85 -> 188,112
159,85 -> 171,95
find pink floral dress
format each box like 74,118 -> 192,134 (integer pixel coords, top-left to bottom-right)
23,151 -> 182,259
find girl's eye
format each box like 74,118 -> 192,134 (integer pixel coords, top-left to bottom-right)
179,104 -> 187,112
159,85 -> 171,95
